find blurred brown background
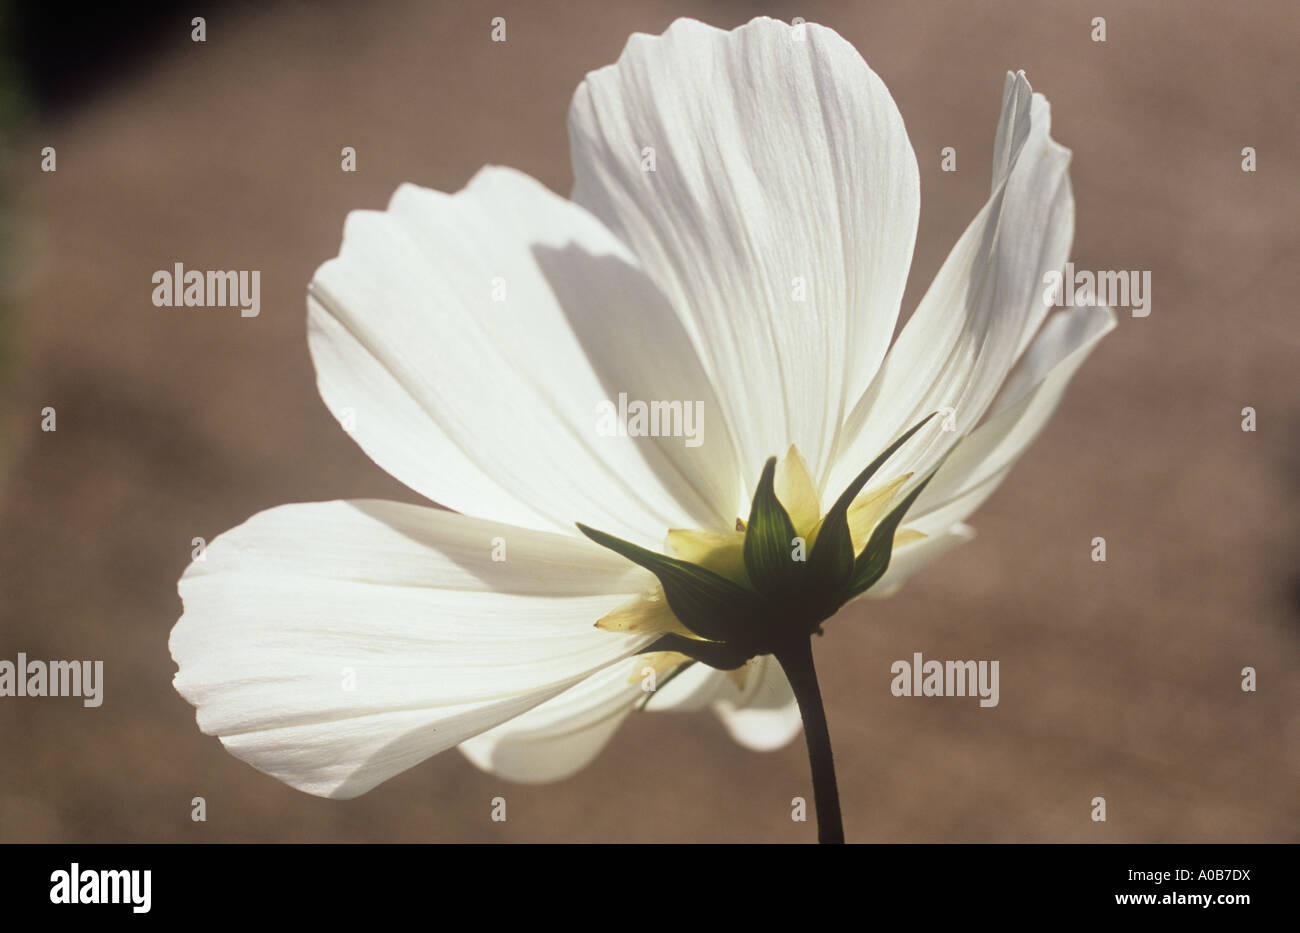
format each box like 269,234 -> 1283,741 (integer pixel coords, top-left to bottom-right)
0,0 -> 1296,842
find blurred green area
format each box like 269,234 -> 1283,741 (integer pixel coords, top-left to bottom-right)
0,0 -> 29,389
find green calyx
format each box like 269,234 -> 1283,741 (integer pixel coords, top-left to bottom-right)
577,414 -> 938,671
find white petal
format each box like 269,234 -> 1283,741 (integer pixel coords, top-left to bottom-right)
712,657 -> 802,751
570,16 -> 920,491
991,68 -> 1035,194
830,72 -> 1074,494
640,653 -> 801,752
909,303 -> 1117,533
309,166 -> 741,550
642,658 -> 733,712
170,500 -> 654,798
457,661 -> 644,783
860,523 -> 976,599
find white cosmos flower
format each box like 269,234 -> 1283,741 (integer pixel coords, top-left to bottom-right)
170,16 -> 1114,800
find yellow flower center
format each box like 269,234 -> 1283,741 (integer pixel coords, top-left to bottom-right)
598,445 -> 926,689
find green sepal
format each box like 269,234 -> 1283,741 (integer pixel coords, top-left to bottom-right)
742,457 -> 803,599
635,658 -> 696,711
846,470 -> 937,599
807,413 -> 936,595
576,523 -> 761,644
636,633 -> 752,671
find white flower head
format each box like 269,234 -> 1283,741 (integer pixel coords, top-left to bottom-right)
170,17 -> 1114,827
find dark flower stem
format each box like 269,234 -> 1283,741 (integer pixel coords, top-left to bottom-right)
775,637 -> 844,844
